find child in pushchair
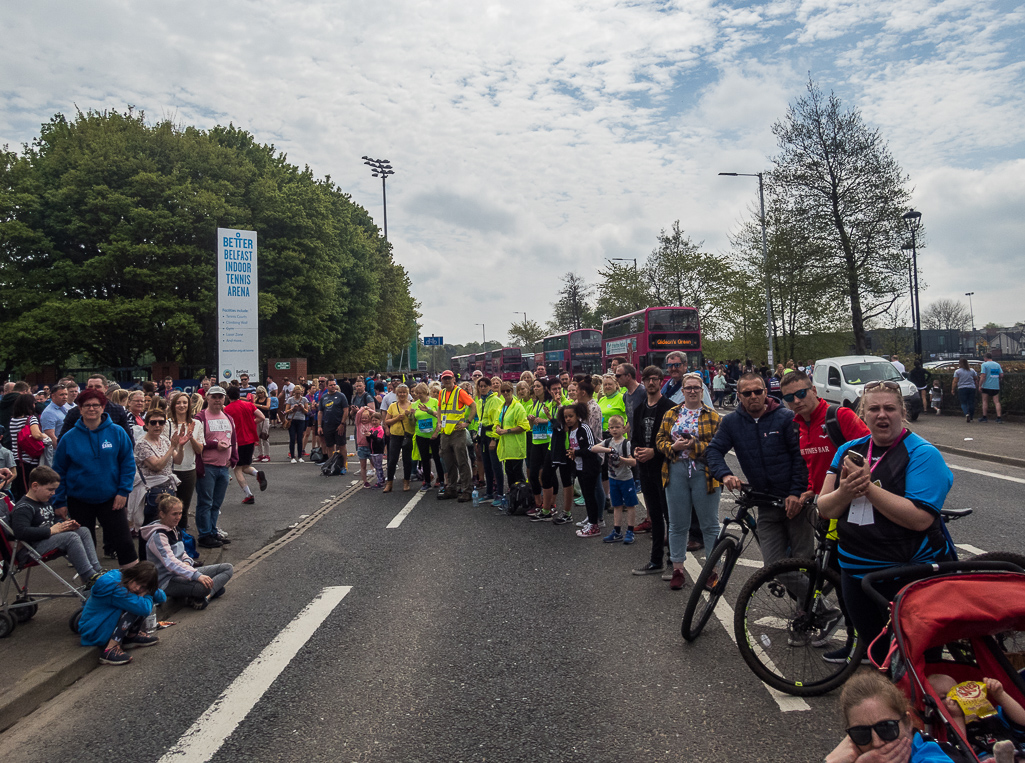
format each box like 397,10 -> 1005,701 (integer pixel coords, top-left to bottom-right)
860,560 -> 1025,762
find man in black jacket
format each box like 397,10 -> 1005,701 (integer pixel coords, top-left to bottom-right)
705,372 -> 811,568
58,374 -> 135,447
630,366 -> 676,575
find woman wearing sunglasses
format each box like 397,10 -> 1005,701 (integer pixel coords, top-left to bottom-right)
825,671 -> 954,762
817,379 -> 954,666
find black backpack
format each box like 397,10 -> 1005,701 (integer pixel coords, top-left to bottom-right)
506,482 -> 534,515
309,446 -> 327,464
792,403 -> 845,448
320,452 -> 343,476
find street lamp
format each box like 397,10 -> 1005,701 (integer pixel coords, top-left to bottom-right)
902,209 -> 923,361
362,156 -> 395,242
609,257 -> 637,269
965,292 -> 975,355
720,172 -> 774,368
475,323 -> 489,373
513,311 -> 528,324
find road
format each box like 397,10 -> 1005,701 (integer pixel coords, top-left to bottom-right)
2,448 -> 1023,762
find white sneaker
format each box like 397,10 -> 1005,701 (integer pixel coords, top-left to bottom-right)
576,518 -> 588,527
298,458 -> 304,463
290,458 -> 297,464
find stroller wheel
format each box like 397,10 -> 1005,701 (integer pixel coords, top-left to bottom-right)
13,594 -> 37,623
69,609 -> 82,635
0,610 -> 16,638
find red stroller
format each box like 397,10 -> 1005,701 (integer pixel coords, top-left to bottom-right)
0,494 -> 88,637
865,560 -> 1025,762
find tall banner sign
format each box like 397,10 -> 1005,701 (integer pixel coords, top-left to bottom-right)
217,228 -> 259,382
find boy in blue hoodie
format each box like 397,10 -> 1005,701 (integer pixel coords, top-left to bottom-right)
79,561 -> 166,666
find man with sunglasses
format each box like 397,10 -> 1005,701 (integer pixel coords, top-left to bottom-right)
705,373 -> 811,569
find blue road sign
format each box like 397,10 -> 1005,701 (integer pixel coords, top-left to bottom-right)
422,336 -> 444,346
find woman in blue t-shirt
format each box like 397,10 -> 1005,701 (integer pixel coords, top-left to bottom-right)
818,380 -> 954,664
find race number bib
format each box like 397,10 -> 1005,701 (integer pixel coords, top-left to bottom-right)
417,418 -> 434,434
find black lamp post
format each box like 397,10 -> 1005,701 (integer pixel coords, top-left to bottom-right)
362,156 -> 394,241
902,209 -> 923,361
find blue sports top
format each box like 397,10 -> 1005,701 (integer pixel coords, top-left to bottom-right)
828,431 -> 954,577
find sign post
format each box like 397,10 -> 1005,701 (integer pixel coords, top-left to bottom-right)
217,228 -> 259,382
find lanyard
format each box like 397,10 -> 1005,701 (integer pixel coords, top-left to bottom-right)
865,429 -> 906,472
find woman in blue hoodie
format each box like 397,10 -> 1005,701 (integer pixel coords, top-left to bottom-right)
52,388 -> 138,567
78,561 -> 166,666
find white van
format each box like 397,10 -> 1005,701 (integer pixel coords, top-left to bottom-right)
811,355 -> 922,420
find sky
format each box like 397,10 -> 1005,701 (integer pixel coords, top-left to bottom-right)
2,0 -> 1023,346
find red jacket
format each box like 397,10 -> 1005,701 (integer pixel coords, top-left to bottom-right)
795,399 -> 870,493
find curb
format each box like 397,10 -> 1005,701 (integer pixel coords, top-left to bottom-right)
933,444 -> 1025,470
0,486 -> 358,735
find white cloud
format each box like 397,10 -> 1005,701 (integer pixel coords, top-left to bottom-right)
0,0 -> 1022,348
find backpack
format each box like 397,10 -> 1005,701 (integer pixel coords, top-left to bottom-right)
309,446 -> 327,464
821,404 -> 845,448
17,421 -> 45,460
321,452 -> 343,476
506,482 -> 534,515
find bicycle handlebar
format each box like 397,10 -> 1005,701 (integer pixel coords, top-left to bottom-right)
861,560 -> 1025,612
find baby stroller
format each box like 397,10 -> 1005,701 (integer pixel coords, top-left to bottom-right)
864,559 -> 1025,762
0,495 -> 89,638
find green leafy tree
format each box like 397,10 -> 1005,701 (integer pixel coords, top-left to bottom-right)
771,78 -> 913,354
547,272 -> 595,332
507,318 -> 546,348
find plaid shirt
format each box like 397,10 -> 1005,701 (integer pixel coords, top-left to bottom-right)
655,403 -> 721,494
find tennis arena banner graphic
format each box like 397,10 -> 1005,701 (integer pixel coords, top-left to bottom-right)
217,228 -> 259,381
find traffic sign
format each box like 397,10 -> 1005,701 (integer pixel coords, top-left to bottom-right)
422,336 -> 444,346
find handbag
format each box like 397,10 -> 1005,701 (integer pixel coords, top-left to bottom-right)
17,422 -> 46,460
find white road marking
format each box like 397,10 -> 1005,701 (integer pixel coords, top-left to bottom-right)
682,557 -> 810,713
949,463 -> 1025,485
735,557 -> 761,568
387,490 -> 426,528
957,543 -> 988,556
159,586 -> 352,763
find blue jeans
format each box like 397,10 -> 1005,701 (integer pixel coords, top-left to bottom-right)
665,460 -> 721,564
957,387 -> 976,419
195,465 -> 230,539
289,419 -> 307,457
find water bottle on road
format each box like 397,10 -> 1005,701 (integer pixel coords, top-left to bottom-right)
472,488 -> 480,507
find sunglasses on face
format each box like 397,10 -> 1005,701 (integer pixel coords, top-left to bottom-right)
666,363 -> 682,369
782,387 -> 811,403
683,386 -> 703,392
846,720 -> 901,746
148,420 -> 166,426
740,389 -> 766,397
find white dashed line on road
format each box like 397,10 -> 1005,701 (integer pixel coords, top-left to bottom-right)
957,543 -> 988,556
159,586 -> 352,763
681,556 -> 810,713
387,490 -> 426,528
949,463 -> 1025,485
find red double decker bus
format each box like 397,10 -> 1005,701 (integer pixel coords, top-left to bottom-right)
542,329 -> 602,377
488,347 -> 525,382
601,307 -> 702,371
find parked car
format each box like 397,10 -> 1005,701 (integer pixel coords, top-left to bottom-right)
924,359 -> 983,373
811,355 -> 923,420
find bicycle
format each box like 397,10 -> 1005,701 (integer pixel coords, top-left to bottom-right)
681,483 -> 780,642
733,506 -> 973,696
719,382 -> 737,409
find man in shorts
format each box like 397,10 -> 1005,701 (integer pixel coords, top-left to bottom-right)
979,353 -> 1003,423
318,379 -> 349,472
224,386 -> 267,504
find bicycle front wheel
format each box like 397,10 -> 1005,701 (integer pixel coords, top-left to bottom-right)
682,536 -> 740,642
734,558 -> 865,696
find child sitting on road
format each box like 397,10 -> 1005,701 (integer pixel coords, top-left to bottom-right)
930,379 -> 943,415
79,561 -> 166,666
368,411 -> 386,489
10,466 -> 104,587
928,673 -> 1025,759
589,415 -> 638,544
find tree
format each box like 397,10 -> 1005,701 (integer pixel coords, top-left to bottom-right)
771,78 -> 914,354
547,272 -> 594,332
922,299 -> 969,332
507,318 -> 546,348
0,109 -> 418,377
594,261 -> 647,321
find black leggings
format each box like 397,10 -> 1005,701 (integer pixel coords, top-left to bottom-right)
111,610 -> 146,643
481,433 -> 497,495
68,495 -> 137,566
387,435 -> 413,481
528,443 -> 555,496
841,572 -> 904,664
576,467 -> 602,525
416,435 -> 444,484
504,458 -> 525,485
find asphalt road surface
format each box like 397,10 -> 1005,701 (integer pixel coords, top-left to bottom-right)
2,449 -> 1023,763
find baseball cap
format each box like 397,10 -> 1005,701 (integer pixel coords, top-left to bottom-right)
207,386 -> 227,396
440,370 -> 455,379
